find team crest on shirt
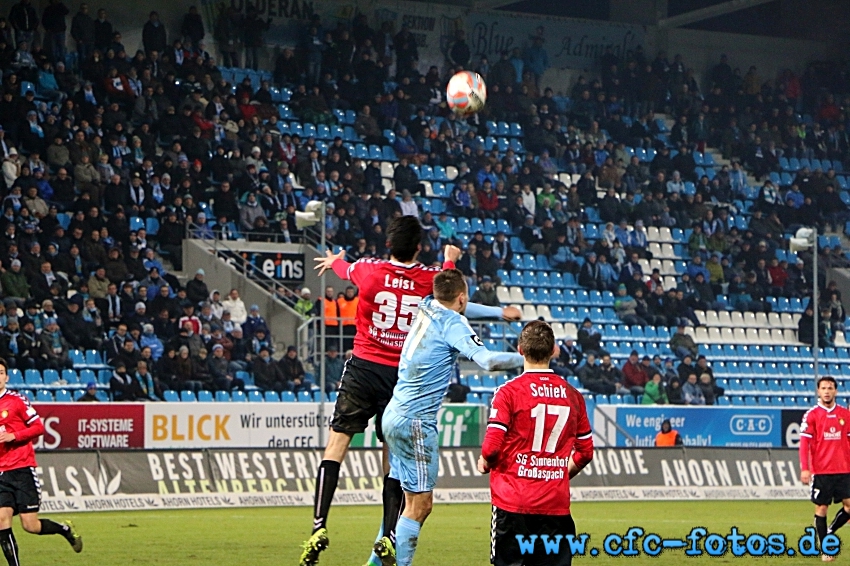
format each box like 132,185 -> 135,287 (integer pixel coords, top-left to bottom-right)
1,411 -> 7,419
471,335 -> 484,347
842,419 -> 845,426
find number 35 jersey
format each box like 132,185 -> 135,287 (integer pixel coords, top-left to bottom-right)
486,371 -> 593,516
346,258 -> 443,367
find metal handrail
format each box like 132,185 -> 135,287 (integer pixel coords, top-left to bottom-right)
186,222 -> 304,315
593,407 -> 636,447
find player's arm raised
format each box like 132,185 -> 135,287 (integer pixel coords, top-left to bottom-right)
443,244 -> 461,267
314,249 -> 348,277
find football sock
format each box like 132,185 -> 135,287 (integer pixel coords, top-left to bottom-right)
815,514 -> 828,547
829,507 -> 850,533
382,475 -> 405,544
366,521 -> 384,566
396,516 -> 421,566
312,460 -> 340,533
37,519 -> 69,537
0,528 -> 19,566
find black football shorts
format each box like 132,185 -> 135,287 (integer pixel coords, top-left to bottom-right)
0,467 -> 41,515
491,506 -> 576,566
330,355 -> 398,442
811,473 -> 850,505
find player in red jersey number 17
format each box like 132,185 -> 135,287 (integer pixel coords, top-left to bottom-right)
479,321 -> 594,566
799,375 -> 850,563
0,358 -> 82,566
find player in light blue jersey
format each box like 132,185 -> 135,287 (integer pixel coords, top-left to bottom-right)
375,269 -> 524,566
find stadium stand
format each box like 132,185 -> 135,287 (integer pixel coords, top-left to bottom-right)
0,3 -> 848,409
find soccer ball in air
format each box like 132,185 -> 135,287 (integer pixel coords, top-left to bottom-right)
446,71 -> 487,115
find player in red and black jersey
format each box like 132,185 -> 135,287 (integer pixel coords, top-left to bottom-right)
301,216 -> 520,565
0,358 -> 82,565
799,375 -> 850,562
479,321 -> 594,566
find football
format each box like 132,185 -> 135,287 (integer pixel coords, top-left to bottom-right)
446,71 -> 487,115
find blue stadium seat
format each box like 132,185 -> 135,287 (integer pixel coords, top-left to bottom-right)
280,391 -> 295,402
196,390 -> 213,402
163,390 -> 179,402
550,273 -> 564,289
297,391 -> 313,402
231,391 -> 247,402
215,391 -> 231,402
130,217 -> 144,232
24,370 -> 42,387
180,390 -> 197,402
302,123 -> 317,138
36,390 -> 53,402
42,369 -> 59,384
61,369 -> 78,384
54,390 -> 72,402
264,391 -> 280,402
248,390 -> 264,402
146,217 -> 159,236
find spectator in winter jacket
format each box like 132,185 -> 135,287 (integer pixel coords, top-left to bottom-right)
110,361 -> 150,401
682,373 -> 705,405
253,347 -> 287,392
278,345 -> 312,392
239,192 -> 266,232
142,11 -> 168,54
642,373 -> 668,404
621,350 -> 648,396
221,288 -> 247,324
140,323 -> 164,361
669,323 -> 698,359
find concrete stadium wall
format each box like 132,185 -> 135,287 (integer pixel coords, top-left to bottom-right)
0,0 -> 827,89
0,0 -> 200,61
183,238 -> 303,352
659,28 -> 826,92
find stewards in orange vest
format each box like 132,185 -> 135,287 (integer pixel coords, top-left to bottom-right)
655,419 -> 683,446
337,286 -> 359,350
321,286 -> 340,326
337,286 -> 359,326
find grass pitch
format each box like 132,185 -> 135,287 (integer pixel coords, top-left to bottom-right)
19,500 -> 842,564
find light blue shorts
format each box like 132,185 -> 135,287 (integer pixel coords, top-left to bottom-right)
382,406 -> 440,493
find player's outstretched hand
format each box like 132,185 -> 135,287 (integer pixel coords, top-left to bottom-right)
500,306 -> 522,321
444,245 -> 462,264
0,432 -> 15,443
801,470 -> 811,485
314,249 -> 346,275
477,455 -> 490,474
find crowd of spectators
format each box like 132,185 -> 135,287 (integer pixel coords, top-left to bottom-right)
0,0 -> 848,403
